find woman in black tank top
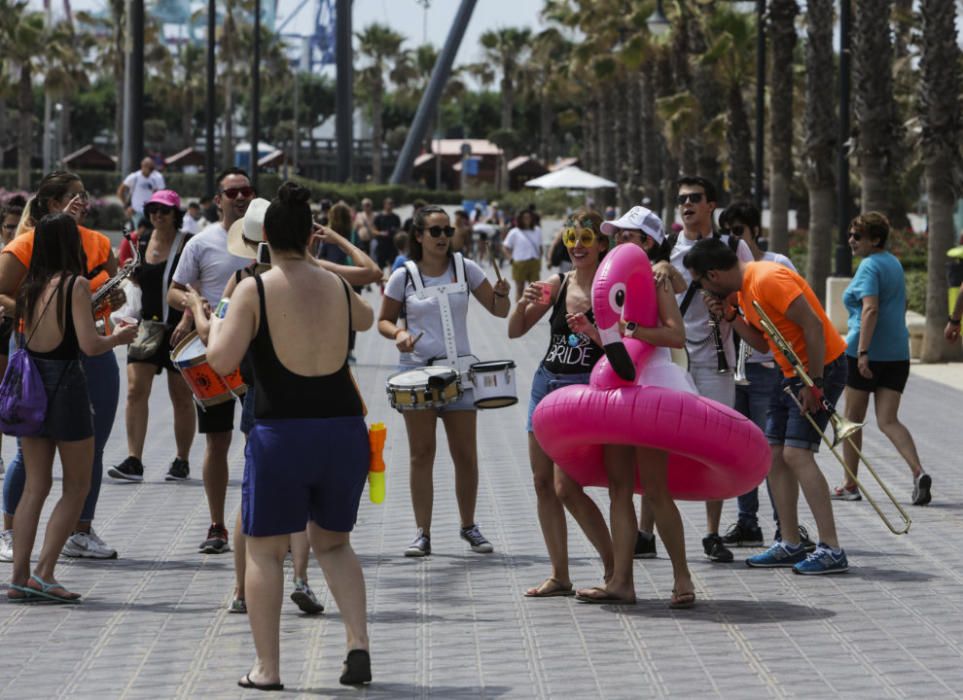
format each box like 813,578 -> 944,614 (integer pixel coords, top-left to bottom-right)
188,183 -> 375,689
506,209 -> 616,599
9,214 -> 136,605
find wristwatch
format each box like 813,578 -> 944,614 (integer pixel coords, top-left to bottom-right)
949,316 -> 961,326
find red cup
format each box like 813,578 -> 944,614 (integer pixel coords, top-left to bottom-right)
538,283 -> 553,305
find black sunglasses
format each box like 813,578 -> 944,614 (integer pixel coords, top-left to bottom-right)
221,186 -> 255,199
421,225 -> 455,239
724,224 -> 747,237
145,205 -> 174,216
848,231 -> 862,241
677,193 -> 704,206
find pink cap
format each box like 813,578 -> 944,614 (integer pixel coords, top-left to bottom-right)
147,189 -> 181,209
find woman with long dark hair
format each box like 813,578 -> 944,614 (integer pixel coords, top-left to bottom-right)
7,214 -> 136,602
191,182 -> 375,688
0,171 -> 125,564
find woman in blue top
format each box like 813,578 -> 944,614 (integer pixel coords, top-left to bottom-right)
836,212 -> 931,505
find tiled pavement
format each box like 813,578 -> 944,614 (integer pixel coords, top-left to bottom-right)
1,273 -> 962,699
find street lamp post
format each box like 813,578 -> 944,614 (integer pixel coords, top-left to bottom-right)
834,0 -> 853,277
205,0 -> 216,197
251,0 -> 261,190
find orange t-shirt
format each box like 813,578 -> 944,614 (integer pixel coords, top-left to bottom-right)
738,261 -> 846,378
3,225 -> 113,291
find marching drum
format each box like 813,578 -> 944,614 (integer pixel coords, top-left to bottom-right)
386,366 -> 461,411
469,360 -> 517,409
171,331 -> 247,408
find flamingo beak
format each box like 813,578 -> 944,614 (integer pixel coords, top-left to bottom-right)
598,324 -> 635,382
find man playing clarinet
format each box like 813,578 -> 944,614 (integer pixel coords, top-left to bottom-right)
683,238 -> 849,575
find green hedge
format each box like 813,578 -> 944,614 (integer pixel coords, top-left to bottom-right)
0,169 -> 464,208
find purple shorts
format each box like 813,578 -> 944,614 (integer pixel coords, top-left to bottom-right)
242,416 -> 370,537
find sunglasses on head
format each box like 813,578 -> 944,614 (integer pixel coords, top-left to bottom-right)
421,225 -> 455,238
146,205 -> 174,216
221,186 -> 255,200
677,192 -> 704,206
563,227 -> 597,249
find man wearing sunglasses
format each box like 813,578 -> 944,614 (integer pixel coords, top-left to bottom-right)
117,157 -> 165,229
167,167 -> 256,555
669,176 -> 754,565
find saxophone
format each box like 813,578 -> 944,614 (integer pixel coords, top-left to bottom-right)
92,229 -> 139,334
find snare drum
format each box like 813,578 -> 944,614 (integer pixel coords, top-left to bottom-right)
469,360 -> 517,409
386,366 -> 461,411
170,331 -> 247,408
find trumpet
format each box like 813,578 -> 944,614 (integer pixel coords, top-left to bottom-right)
92,229 -> 139,333
751,300 -> 912,535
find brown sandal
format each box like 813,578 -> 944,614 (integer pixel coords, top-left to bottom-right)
669,589 -> 696,609
524,577 -> 575,598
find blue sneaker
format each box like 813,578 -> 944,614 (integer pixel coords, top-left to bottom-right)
793,544 -> 848,575
745,541 -> 807,568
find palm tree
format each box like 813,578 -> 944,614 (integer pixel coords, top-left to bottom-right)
356,22 -> 410,182
75,1 -> 125,161
853,0 -> 901,215
802,0 -> 836,304
0,2 -> 47,188
479,26 -> 532,190
767,0 -> 798,254
919,0 -> 962,361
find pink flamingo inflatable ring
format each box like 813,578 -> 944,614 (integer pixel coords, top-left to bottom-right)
531,244 -> 770,500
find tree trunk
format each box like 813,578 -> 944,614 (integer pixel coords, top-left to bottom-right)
726,81 -> 753,201
803,0 -> 837,301
371,82 -> 383,182
583,103 -> 596,173
113,3 -> 124,168
17,65 -> 33,190
182,87 -> 194,147
768,0 -> 798,254
538,89 -> 553,163
500,70 -> 513,130
919,0 -> 962,361
640,70 -> 660,206
806,187 -> 834,304
223,72 -> 236,169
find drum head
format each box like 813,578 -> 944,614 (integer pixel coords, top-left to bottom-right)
172,331 -> 206,362
388,366 -> 456,388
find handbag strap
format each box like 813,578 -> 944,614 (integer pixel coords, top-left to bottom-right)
160,230 -> 185,322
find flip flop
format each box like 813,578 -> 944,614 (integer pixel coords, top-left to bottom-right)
7,585 -> 40,603
669,590 -> 696,609
26,575 -> 81,604
237,674 -> 284,691
524,577 -> 575,598
574,586 -> 636,605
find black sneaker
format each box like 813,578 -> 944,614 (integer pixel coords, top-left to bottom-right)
634,530 -> 657,559
912,473 -> 932,506
460,524 -> 494,553
165,458 -> 190,481
107,456 -> 144,482
199,524 -> 229,554
702,533 -> 734,563
721,522 -> 765,547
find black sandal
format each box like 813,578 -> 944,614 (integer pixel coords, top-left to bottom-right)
237,673 -> 283,691
339,649 -> 372,686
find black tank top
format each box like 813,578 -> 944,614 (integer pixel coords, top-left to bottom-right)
540,273 -> 604,374
251,274 -> 363,420
28,275 -> 81,361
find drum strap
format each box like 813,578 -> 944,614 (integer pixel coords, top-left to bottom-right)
404,254 -> 468,370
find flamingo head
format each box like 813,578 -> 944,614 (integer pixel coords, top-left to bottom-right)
591,243 -> 660,382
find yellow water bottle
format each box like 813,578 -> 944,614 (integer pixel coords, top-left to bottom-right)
368,422 -> 387,503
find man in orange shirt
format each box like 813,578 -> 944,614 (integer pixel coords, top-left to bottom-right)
683,238 -> 849,575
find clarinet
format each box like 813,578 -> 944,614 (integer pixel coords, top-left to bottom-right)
701,289 -> 730,374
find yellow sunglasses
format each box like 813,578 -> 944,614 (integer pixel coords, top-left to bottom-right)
562,226 -> 597,249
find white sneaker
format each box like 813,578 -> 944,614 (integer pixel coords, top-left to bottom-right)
0,529 -> 13,562
62,529 -> 118,559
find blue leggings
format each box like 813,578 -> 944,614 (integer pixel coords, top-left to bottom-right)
3,350 -> 120,523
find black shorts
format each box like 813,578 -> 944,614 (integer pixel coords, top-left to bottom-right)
127,326 -> 176,374
196,397 -> 236,434
0,318 -> 13,358
845,355 -> 910,394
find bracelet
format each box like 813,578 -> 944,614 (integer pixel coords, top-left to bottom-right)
949,316 -> 961,326
858,350 -> 868,357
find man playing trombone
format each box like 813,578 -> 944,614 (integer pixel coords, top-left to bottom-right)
683,238 -> 849,575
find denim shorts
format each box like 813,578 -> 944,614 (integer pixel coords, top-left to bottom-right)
242,416 -> 369,536
765,354 -> 847,451
33,356 -> 94,442
526,365 -> 592,432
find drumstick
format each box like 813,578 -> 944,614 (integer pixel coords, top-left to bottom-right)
410,331 -> 425,347
492,262 -> 503,283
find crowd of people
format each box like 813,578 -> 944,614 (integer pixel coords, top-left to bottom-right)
0,162 -> 948,690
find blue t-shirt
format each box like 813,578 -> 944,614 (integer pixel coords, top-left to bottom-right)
390,254 -> 409,273
842,251 -> 909,361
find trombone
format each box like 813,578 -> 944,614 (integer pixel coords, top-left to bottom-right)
751,301 -> 912,535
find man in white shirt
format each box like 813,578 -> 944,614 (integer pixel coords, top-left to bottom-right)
117,157 -> 166,228
167,167 -> 254,555
502,210 -> 543,300
664,176 -> 754,564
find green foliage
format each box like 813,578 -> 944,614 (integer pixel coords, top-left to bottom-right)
905,269 -> 926,315
493,188 -> 584,217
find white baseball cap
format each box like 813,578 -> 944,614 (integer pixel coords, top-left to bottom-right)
600,205 -> 665,244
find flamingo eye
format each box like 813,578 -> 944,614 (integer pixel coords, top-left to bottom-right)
609,283 -> 627,310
